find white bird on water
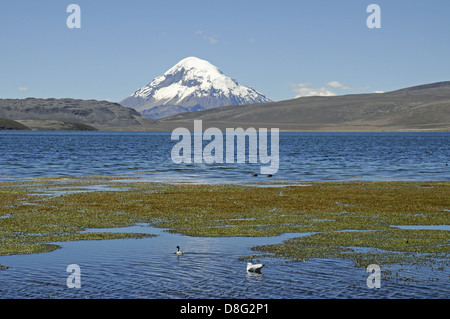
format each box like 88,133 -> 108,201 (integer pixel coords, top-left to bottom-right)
246,262 -> 264,273
175,246 -> 184,255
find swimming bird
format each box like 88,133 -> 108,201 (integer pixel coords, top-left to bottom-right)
246,262 -> 264,273
175,246 -> 184,255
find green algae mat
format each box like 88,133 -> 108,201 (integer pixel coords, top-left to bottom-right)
0,176 -> 448,270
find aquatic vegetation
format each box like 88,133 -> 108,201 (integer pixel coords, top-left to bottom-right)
0,176 -> 448,270
250,229 -> 449,267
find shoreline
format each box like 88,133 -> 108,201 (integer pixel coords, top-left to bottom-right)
2,129 -> 450,133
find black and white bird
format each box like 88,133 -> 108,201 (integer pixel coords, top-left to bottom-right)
246,262 -> 264,273
175,246 -> 184,255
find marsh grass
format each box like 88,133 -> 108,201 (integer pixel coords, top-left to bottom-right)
0,176 -> 448,268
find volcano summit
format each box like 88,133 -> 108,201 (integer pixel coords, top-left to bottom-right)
120,57 -> 272,119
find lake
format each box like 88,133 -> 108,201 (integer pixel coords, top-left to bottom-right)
0,131 -> 449,182
0,131 -> 448,299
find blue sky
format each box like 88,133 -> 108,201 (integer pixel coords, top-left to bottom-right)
1,0 -> 450,103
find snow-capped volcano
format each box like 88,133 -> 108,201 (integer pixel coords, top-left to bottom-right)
120,57 -> 272,119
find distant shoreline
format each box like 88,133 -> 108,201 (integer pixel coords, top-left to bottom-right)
2,128 -> 449,132
1,128 -> 449,132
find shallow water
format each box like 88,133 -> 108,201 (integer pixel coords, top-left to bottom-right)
0,225 -> 448,299
395,225 -> 450,231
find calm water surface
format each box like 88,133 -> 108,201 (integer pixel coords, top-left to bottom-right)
0,132 -> 448,299
0,131 -> 449,182
1,225 -> 447,299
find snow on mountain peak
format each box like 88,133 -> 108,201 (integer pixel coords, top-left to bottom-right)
120,57 -> 272,119
173,56 -> 220,73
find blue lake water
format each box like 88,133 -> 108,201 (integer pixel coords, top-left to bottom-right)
0,131 -> 449,299
0,131 -> 449,182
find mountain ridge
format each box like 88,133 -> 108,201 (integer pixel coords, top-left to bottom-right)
0,97 -> 157,130
1,81 -> 448,132
393,81 -> 450,92
152,81 -> 450,131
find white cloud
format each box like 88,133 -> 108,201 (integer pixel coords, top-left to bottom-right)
374,90 -> 384,94
19,86 -> 29,91
293,82 -> 311,88
291,83 -> 336,98
326,81 -> 351,89
326,81 -> 370,90
291,81 -> 372,98
195,30 -> 218,45
207,35 -> 218,44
